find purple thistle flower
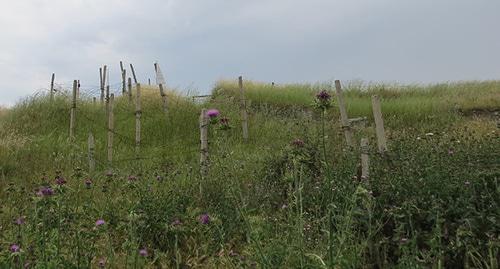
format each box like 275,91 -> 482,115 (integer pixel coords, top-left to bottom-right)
55,176 -> 67,186
98,258 -> 106,268
95,219 -> 105,227
316,90 -> 331,101
206,109 -> 220,118
139,248 -> 148,257
291,139 -> 305,147
199,213 -> 210,225
37,186 -> 54,197
15,216 -> 25,225
10,244 -> 20,253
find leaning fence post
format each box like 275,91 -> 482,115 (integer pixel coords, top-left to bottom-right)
50,73 -> 55,101
360,138 -> 370,179
239,76 -> 249,142
69,80 -> 77,140
159,83 -> 168,114
107,94 -> 114,164
335,80 -> 354,147
128,77 -> 133,103
88,132 -> 95,172
135,83 -> 142,157
130,64 -> 138,84
199,109 -> 209,178
371,95 -> 388,153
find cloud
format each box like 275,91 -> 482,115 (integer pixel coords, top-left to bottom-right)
0,0 -> 499,106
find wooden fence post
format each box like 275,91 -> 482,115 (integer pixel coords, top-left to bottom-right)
69,80 -> 77,140
130,64 -> 138,84
101,65 -> 107,104
335,80 -> 354,147
50,73 -> 55,101
360,138 -> 369,179
107,94 -> 114,164
159,83 -> 168,114
120,61 -> 126,94
128,77 -> 133,103
239,76 -> 249,142
199,109 -> 209,177
135,83 -> 142,157
77,80 -> 80,98
371,95 -> 388,153
105,85 -> 110,116
88,132 -> 95,172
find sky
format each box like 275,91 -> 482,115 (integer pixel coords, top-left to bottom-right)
1,0 -> 499,106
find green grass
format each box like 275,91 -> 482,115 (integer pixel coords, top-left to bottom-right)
0,80 -> 498,268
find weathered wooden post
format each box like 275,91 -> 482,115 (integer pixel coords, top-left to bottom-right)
50,73 -> 55,101
360,138 -> 369,179
239,76 -> 249,142
135,83 -> 142,157
92,97 -> 96,105
130,64 -> 138,84
128,77 -> 133,103
88,133 -> 95,172
158,83 -> 168,114
69,80 -> 77,140
371,95 -> 388,153
105,85 -> 110,116
335,80 -> 354,147
77,80 -> 80,98
199,109 -> 209,177
148,78 -> 151,85
120,61 -> 126,94
101,65 -> 107,104
107,94 -> 114,164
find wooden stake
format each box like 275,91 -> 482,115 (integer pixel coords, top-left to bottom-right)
69,80 -> 77,140
88,133 -> 95,172
128,77 -> 132,102
130,64 -> 138,84
199,109 -> 209,177
335,80 -> 354,147
148,78 -> 151,85
122,69 -> 127,94
105,85 -> 110,116
371,95 -> 388,153
159,83 -> 168,114
239,76 -> 249,142
101,65 -> 107,104
50,73 -> 55,101
77,80 -> 80,98
135,83 -> 142,157
360,138 -> 369,179
107,94 -> 114,164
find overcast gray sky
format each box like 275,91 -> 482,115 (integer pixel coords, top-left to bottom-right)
1,0 -> 499,106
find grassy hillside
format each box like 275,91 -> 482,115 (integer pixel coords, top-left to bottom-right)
0,81 -> 498,268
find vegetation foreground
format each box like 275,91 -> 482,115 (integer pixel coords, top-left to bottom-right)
0,80 -> 499,268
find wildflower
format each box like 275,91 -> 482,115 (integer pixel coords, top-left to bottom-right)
199,213 -> 210,225
291,139 -> 305,147
219,117 -> 231,130
10,244 -> 20,253
37,186 -> 54,197
95,219 -> 105,227
84,179 -> 92,189
55,176 -> 67,186
139,248 -> 148,257
171,219 -> 182,226
98,258 -> 106,268
314,90 -> 332,110
206,109 -> 220,118
15,216 -> 25,225
156,175 -> 162,181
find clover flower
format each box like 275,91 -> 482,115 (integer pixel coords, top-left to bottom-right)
199,213 -> 210,225
139,248 -> 148,257
95,219 -> 105,227
10,244 -> 20,253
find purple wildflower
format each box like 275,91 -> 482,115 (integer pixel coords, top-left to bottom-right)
291,139 -> 305,147
139,248 -> 148,257
316,90 -> 331,101
206,109 -> 220,118
15,216 -> 25,225
171,219 -> 182,226
37,186 -> 54,197
55,176 -> 67,186
199,213 -> 210,225
219,117 -> 231,130
95,219 -> 105,227
10,244 -> 20,253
